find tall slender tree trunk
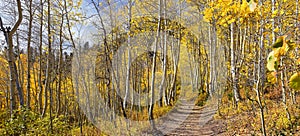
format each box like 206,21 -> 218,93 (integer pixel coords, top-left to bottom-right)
209,23 -> 217,97
149,0 -> 162,131
6,31 -> 17,115
57,12 -> 64,115
32,61 -> 38,111
169,0 -> 182,104
256,35 -> 267,136
15,27 -> 25,108
292,0 -> 299,104
26,0 -> 33,109
64,0 -> 76,49
42,0 -> 52,119
208,24 -> 213,96
230,23 -> 241,105
257,0 -> 266,135
124,0 -> 132,110
158,0 -> 167,107
0,0 -> 23,117
38,0 -> 44,114
48,0 -> 53,131
259,1 -> 266,98
271,0 -> 276,44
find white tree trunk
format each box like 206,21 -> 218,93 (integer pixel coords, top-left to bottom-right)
149,0 -> 162,130
124,0 -> 132,110
230,23 -> 240,104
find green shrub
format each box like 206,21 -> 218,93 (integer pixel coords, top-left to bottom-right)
0,109 -> 74,135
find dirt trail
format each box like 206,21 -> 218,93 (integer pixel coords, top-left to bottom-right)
153,99 -> 226,136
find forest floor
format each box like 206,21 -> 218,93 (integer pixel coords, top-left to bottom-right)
148,99 -> 227,136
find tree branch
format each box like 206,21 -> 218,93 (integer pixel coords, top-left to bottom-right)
9,0 -> 23,36
0,17 -> 4,31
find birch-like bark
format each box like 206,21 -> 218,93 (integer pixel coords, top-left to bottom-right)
0,0 -> 23,116
255,24 -> 267,136
42,0 -> 51,118
15,30 -> 24,109
230,23 -> 241,104
292,0 -> 298,104
169,0 -> 182,104
38,0 -> 44,114
158,0 -> 167,107
257,0 -> 266,135
149,0 -> 162,130
271,0 -> 276,43
26,0 -> 33,109
212,22 -> 217,97
256,35 -> 267,136
209,24 -> 214,96
57,11 -> 64,114
124,0 -> 132,110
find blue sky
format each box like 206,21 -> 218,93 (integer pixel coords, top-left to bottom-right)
0,0 -> 133,52
78,0 -> 129,45
0,0 -> 126,51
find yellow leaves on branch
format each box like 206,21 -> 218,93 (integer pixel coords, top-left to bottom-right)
267,35 -> 300,90
203,0 -> 257,26
271,35 -> 291,57
267,36 -> 287,72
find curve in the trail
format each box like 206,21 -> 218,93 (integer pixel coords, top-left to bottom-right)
95,15 -> 209,119
93,16 -> 219,135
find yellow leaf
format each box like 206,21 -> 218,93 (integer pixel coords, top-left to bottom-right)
267,51 -> 278,71
273,27 -> 279,33
272,10 -> 278,18
240,18 -> 244,23
289,73 -> 300,90
267,71 -> 277,84
280,10 -> 285,15
274,45 -> 289,58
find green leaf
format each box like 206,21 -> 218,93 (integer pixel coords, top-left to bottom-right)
289,72 -> 300,90
286,40 -> 296,50
272,36 -> 284,48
